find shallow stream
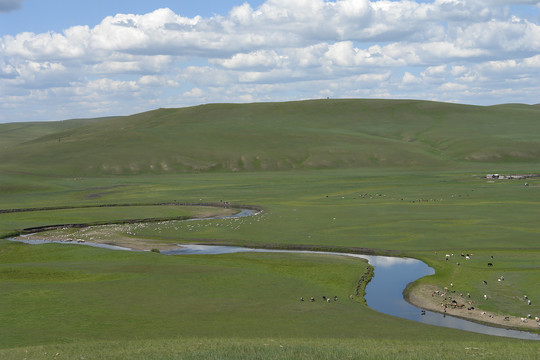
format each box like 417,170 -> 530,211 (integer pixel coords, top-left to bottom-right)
8,208 -> 540,340
163,244 -> 540,341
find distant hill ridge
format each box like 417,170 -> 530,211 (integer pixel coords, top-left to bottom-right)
1,99 -> 539,175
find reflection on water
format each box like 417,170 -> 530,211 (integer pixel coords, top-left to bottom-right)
361,255 -> 540,341
362,255 -> 419,268
165,245 -> 540,341
7,207 -> 540,341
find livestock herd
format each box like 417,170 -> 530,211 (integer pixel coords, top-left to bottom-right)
300,295 -> 339,303
436,252 -> 540,328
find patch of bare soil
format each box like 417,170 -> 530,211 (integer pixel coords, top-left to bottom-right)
407,284 -> 540,330
18,232 -> 181,251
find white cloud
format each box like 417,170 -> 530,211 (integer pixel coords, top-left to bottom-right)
1,0 -> 540,122
138,75 -> 178,87
212,50 -> 283,70
422,65 -> 448,78
402,72 -> 421,85
438,82 -> 468,91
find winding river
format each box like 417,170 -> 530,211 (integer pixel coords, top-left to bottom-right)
8,208 -> 540,341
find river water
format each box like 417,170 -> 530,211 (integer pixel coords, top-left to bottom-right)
7,208 -> 540,341
162,244 -> 540,341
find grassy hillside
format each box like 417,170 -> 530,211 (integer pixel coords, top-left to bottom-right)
1,100 -> 540,358
1,99 -> 539,176
0,117 -> 110,149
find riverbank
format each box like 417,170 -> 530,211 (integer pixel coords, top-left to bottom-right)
10,234 -> 540,340
405,284 -> 540,331
15,232 -> 182,251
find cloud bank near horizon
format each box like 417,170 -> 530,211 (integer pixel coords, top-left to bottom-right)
1,0 -> 539,122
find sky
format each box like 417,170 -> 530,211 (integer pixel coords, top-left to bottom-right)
0,0 -> 539,123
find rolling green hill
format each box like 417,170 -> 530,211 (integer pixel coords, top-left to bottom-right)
1,99 -> 539,176
2,99 -> 540,357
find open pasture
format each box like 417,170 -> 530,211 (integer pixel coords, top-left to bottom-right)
0,238 -> 415,346
19,168 -> 538,252
410,248 -> 540,321
1,100 -> 540,357
1,204 -> 235,236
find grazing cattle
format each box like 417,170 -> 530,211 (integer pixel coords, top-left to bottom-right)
524,295 -> 528,300
310,297 -> 315,302
322,296 -> 326,301
528,300 -> 532,305
521,317 -> 528,323
484,294 -> 488,300
327,298 -> 331,303
487,262 -> 493,267
504,316 -> 510,321
467,307 -> 475,311
334,296 -> 338,301
535,317 -> 540,322
300,297 -> 304,302
483,280 -> 488,285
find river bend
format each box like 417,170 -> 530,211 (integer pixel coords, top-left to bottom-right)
8,208 -> 540,340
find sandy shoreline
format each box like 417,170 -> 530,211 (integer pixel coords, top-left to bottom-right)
406,284 -> 540,331
13,227 -> 540,334
16,233 -> 183,251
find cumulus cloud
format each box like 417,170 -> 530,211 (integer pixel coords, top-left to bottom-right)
1,0 -> 540,122
0,0 -> 24,13
211,50 -> 284,70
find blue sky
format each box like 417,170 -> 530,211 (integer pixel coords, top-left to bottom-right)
1,0 -> 539,122
0,1 -> 266,35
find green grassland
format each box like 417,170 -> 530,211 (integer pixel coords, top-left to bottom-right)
1,99 -> 540,176
1,99 -> 540,358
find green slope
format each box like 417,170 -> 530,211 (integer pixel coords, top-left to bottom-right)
0,117 -> 111,149
1,99 -> 539,176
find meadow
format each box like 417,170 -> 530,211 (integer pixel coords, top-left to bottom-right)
1,99 -> 540,358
